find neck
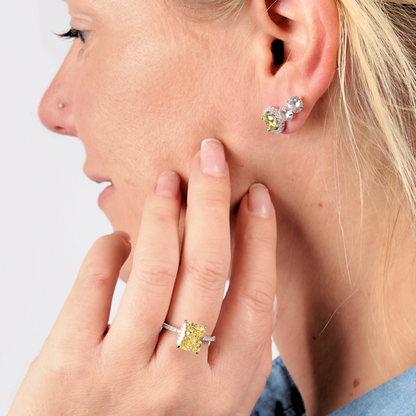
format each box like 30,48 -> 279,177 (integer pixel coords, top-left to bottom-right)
267,131 -> 416,415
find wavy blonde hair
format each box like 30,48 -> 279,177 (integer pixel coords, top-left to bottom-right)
179,0 -> 416,218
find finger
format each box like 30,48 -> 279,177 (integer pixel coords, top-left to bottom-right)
235,335 -> 273,416
111,171 -> 181,355
209,185 -> 277,387
160,139 -> 231,357
49,232 -> 131,347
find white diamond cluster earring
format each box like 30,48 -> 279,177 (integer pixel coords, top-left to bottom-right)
262,96 -> 304,134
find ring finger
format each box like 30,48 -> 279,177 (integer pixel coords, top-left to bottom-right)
160,139 -> 231,358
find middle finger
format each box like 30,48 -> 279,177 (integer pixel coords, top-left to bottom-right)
162,139 -> 231,356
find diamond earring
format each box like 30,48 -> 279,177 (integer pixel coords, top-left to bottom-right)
262,96 -> 304,134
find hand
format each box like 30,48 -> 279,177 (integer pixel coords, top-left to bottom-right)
9,139 -> 277,416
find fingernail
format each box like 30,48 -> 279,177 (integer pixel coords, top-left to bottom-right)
156,171 -> 180,199
112,230 -> 131,243
201,139 -> 226,177
248,184 -> 271,219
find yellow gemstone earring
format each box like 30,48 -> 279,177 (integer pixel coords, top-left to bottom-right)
262,96 -> 304,134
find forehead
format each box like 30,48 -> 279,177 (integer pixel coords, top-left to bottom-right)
64,0 -> 124,24
64,0 -> 163,19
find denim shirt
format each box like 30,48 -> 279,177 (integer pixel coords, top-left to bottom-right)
251,356 -> 416,416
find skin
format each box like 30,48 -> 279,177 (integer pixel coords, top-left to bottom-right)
11,0 -> 416,414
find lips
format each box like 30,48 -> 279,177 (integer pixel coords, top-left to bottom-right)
83,168 -> 113,186
83,164 -> 115,208
86,174 -> 113,185
83,161 -> 113,184
98,182 -> 116,208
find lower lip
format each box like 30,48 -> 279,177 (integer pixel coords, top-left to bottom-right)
98,184 -> 115,208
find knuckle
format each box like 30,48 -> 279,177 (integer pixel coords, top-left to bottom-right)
148,205 -> 176,225
195,187 -> 229,209
133,258 -> 177,289
79,265 -> 115,289
184,257 -> 228,293
237,280 -> 275,316
243,228 -> 276,249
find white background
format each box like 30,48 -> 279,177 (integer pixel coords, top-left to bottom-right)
0,1 -> 278,412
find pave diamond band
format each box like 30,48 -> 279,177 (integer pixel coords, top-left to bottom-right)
162,322 -> 216,341
162,320 -> 215,354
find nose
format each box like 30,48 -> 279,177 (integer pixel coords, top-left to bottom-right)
38,43 -> 81,137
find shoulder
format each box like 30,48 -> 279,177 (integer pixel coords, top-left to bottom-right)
328,364 -> 416,416
252,356 -> 416,416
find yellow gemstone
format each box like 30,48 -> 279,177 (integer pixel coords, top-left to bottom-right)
177,321 -> 206,354
263,113 -> 279,131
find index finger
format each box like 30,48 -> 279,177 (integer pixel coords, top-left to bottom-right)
109,171 -> 182,355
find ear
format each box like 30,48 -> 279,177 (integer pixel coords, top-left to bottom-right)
252,0 -> 339,134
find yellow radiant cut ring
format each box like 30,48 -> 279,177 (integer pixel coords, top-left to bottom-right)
162,320 -> 216,354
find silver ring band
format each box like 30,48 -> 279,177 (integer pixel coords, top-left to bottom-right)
162,322 -> 216,342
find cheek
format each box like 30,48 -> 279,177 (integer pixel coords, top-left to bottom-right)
74,34 -> 199,199
70,29 -> 226,281
72,32 -> 205,232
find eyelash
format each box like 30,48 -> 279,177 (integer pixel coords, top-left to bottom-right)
57,28 -> 89,44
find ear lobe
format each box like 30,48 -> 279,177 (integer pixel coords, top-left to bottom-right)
254,0 -> 339,134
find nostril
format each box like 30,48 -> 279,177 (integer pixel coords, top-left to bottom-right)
38,91 -> 78,136
54,126 -> 75,136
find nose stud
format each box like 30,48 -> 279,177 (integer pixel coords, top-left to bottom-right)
58,103 -> 65,109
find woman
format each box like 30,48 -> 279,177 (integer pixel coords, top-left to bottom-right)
8,0 -> 416,414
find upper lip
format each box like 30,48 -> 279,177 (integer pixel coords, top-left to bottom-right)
85,174 -> 113,184
83,165 -> 112,184
91,177 -> 112,184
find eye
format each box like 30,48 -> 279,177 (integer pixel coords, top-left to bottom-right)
57,28 -> 90,44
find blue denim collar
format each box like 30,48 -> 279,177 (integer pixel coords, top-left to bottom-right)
252,356 -> 416,416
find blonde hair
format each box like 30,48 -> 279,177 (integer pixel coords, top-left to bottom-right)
180,0 -> 416,217
336,0 -> 416,215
